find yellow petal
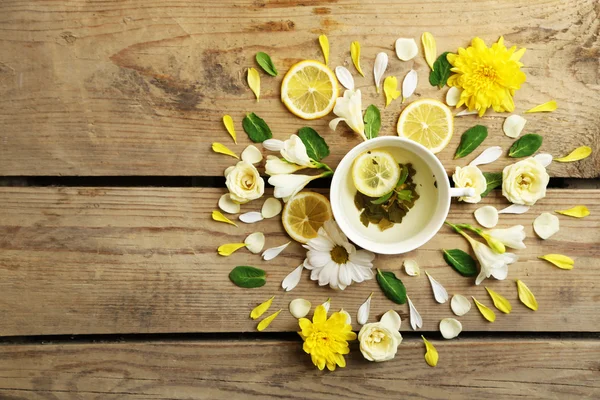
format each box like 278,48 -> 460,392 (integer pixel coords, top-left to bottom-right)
247,67 -> 260,101
383,76 -> 401,107
319,35 -> 329,65
257,309 -> 282,331
217,242 -> 246,256
421,32 -> 436,70
538,254 -> 574,270
485,287 -> 512,314
472,297 -> 496,322
525,100 -> 557,113
350,41 -> 364,76
555,205 -> 590,218
212,210 -> 237,227
250,296 -> 275,320
516,280 -> 538,311
212,142 -> 238,159
222,115 -> 237,144
554,146 -> 592,163
421,336 -> 438,367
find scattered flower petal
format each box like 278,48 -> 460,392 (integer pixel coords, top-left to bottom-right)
474,206 -> 499,228
321,298 -> 331,313
439,318 -> 462,339
263,139 -> 285,152
525,100 -> 557,113
380,309 -> 402,331
247,67 -> 260,101
384,76 -> 401,107
257,309 -> 282,331
555,146 -> 592,163
498,204 -> 530,214
335,66 -> 354,90
451,294 -> 471,316
539,254 -> 574,270
426,271 -> 448,304
212,210 -> 237,226
262,241 -> 291,261
446,86 -> 461,107
241,145 -> 263,164
421,336 -> 438,367
244,232 -> 265,254
533,212 -> 559,239
407,296 -> 423,330
455,109 -> 478,117
218,194 -> 240,214
212,142 -> 238,159
282,264 -> 304,291
222,115 -> 237,144
402,69 -> 418,102
534,153 -> 553,167
339,309 -> 352,325
289,298 -> 311,318
217,242 -> 246,256
472,297 -> 496,322
373,52 -> 388,93
469,146 -> 503,167
516,280 -> 538,311
555,205 -> 590,218
421,32 -> 437,70
395,37 -> 418,61
319,34 -> 329,65
261,197 -> 282,219
357,293 -> 373,325
485,287 -> 512,314
503,115 -> 527,138
404,259 -> 420,276
350,41 -> 364,76
239,211 -> 264,224
250,296 -> 274,320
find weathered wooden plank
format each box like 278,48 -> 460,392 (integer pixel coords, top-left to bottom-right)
0,338 -> 598,399
0,0 -> 598,177
0,187 -> 598,336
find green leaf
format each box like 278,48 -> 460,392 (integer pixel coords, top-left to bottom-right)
371,191 -> 393,205
396,165 -> 409,186
242,113 -> 273,143
443,249 -> 478,277
454,125 -> 488,159
376,269 -> 407,304
229,266 -> 267,288
298,127 -> 330,161
255,52 -> 278,77
429,52 -> 452,88
481,172 -> 502,197
396,189 -> 413,202
363,104 -> 381,140
508,133 -> 543,158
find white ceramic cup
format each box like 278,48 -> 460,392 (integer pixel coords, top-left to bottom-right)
330,136 -> 474,255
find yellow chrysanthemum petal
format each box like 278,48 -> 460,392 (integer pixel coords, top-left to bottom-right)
247,67 -> 260,101
384,76 -> 401,107
212,142 -> 238,159
222,115 -> 237,144
517,280 -> 538,311
217,242 -> 246,256
250,296 -> 275,320
212,210 -> 237,227
525,100 -> 557,113
485,287 -> 512,314
555,146 -> 592,163
421,32 -> 437,70
555,205 -> 590,218
472,297 -> 496,322
539,254 -> 574,270
257,309 -> 282,331
422,336 -> 438,367
350,41 -> 364,76
319,35 -> 329,65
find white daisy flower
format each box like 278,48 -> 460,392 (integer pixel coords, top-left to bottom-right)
303,219 -> 375,290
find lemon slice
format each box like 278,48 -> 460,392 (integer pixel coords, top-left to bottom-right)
397,99 -> 454,154
281,60 -> 338,120
282,191 -> 332,243
351,150 -> 401,198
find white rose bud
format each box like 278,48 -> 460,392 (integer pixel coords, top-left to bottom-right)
358,312 -> 403,362
225,161 -> 265,204
452,165 -> 487,203
502,157 -> 549,206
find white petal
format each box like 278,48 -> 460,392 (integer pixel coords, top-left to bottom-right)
357,293 -> 372,325
328,262 -> 340,290
241,145 -> 263,164
440,318 -> 462,339
328,117 -> 345,132
402,69 -> 418,100
262,139 -> 284,152
261,197 -> 282,219
445,86 -> 461,107
407,296 -> 423,330
282,264 -> 303,291
451,294 -> 471,316
262,241 -> 291,261
218,193 -> 240,214
474,205 -> 499,228
380,310 -> 401,331
289,298 -> 311,318
224,166 -> 235,177
373,52 -> 388,91
403,259 -> 420,276
426,271 -> 448,304
318,263 -> 334,286
335,66 -> 354,90
338,264 -> 353,287
244,232 -> 265,254
395,38 -> 419,61
503,115 -> 527,138
498,204 -> 530,214
456,109 -> 478,117
339,309 -> 352,325
239,211 -> 264,224
534,153 -> 553,167
533,212 -> 560,240
469,146 -> 503,167
321,298 -> 331,313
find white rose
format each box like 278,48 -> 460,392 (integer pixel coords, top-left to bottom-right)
225,161 -> 264,204
452,165 -> 486,203
502,158 -> 549,205
358,311 -> 403,362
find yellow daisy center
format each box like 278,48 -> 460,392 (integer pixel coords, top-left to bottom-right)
330,245 -> 349,264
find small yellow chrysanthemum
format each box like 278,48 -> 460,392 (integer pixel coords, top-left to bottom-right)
298,305 -> 357,371
447,37 -> 526,116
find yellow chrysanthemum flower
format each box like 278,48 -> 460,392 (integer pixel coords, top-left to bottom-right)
447,37 -> 526,116
298,305 -> 357,371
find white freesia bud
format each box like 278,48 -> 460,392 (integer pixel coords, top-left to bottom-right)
262,139 -> 284,152
225,161 -> 265,204
265,155 -> 304,176
358,310 -> 403,362
281,134 -> 312,166
484,225 -> 526,250
329,89 -> 366,140
268,174 -> 318,202
452,165 -> 487,203
502,157 -> 549,205
470,238 -> 518,285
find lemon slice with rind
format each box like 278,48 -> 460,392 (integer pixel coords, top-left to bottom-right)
397,99 -> 454,154
282,191 -> 332,243
351,150 -> 401,198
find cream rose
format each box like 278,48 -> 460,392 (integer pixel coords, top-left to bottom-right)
452,165 -> 486,203
225,161 -> 264,204
358,311 -> 402,362
502,157 -> 549,205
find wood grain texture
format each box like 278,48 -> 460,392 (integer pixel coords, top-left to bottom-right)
0,338 -> 599,399
0,0 -> 599,177
0,187 -> 599,336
